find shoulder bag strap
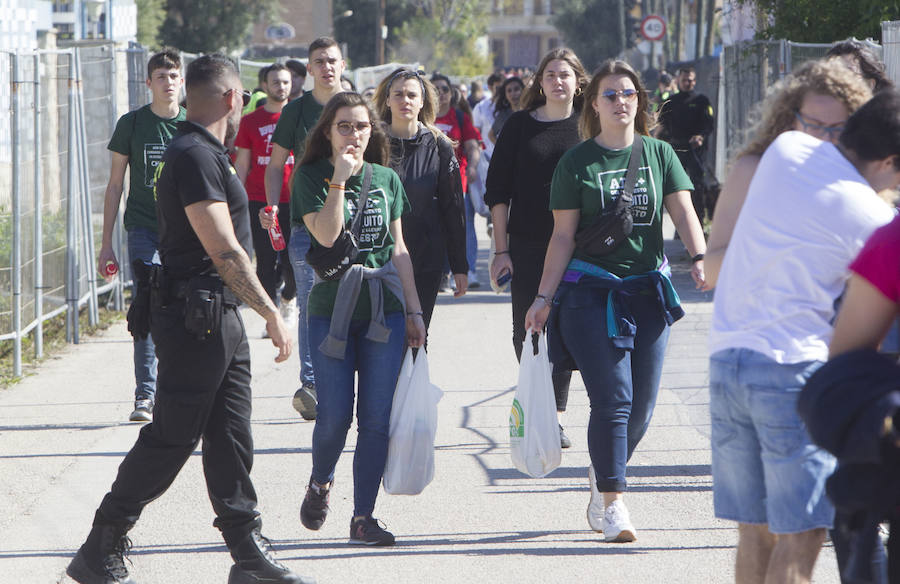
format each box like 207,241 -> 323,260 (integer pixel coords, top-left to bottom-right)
348,163 -> 373,238
619,133 -> 643,204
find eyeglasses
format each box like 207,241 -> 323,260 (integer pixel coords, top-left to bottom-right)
224,88 -> 252,107
435,85 -> 451,95
600,88 -> 639,102
794,112 -> 844,140
334,121 -> 372,136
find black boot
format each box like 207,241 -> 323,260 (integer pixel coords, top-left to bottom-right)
66,521 -> 136,584
227,528 -> 315,584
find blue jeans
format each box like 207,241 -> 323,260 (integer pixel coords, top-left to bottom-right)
287,225 -> 316,385
709,348 -> 835,533
464,193 -> 477,274
308,312 -> 406,517
557,286 -> 670,492
127,226 -> 159,400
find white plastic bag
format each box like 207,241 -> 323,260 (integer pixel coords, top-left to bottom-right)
383,348 -> 443,495
509,333 -> 562,478
467,153 -> 491,218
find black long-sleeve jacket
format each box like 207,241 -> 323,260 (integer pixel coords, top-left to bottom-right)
798,349 -> 900,514
389,126 -> 468,275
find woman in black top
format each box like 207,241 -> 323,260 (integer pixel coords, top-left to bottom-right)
485,48 -> 588,448
374,68 -> 468,332
488,76 -> 525,144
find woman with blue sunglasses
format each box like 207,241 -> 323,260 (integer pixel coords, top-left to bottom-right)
525,59 -> 706,542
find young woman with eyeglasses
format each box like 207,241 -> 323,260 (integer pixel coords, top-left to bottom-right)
374,68 -> 468,334
524,59 -> 706,542
485,48 -> 588,450
704,59 -> 873,289
291,91 -> 426,547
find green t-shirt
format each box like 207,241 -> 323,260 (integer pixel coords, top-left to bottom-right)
550,136 -> 693,276
271,92 -> 324,160
294,159 -> 410,319
107,104 -> 186,232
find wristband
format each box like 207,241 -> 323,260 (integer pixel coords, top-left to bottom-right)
692,253 -> 705,263
329,183 -> 345,190
406,311 -> 423,317
494,250 -> 509,256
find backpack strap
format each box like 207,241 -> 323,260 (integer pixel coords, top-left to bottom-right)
619,133 -> 643,204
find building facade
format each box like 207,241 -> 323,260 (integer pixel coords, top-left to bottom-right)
246,0 -> 333,58
488,0 -> 559,69
51,0 -> 136,43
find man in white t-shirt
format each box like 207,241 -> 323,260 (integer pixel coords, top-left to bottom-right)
709,90 -> 900,584
471,73 -> 503,158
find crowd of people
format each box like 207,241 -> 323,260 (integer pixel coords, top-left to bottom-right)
68,35 -> 900,584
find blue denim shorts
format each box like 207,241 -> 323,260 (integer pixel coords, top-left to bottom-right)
709,348 -> 835,533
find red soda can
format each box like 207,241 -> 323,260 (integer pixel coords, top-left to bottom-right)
103,260 -> 118,277
265,206 -> 286,251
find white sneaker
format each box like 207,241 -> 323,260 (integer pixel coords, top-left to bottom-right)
468,270 -> 481,289
601,499 -> 636,542
587,466 -> 604,532
279,299 -> 297,323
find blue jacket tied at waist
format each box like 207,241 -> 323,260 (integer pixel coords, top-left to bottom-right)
547,258 -> 684,371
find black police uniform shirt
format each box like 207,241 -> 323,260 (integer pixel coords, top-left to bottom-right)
154,120 -> 252,280
658,91 -> 714,147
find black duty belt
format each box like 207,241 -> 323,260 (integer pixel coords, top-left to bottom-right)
167,278 -> 241,307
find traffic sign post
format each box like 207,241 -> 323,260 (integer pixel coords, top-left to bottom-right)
640,15 -> 666,42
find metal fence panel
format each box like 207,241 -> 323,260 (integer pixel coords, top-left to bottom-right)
885,21 -> 900,86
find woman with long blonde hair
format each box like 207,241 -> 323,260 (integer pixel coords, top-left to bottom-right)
374,68 -> 468,333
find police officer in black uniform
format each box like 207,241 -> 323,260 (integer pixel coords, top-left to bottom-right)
658,66 -> 716,223
66,54 -> 314,584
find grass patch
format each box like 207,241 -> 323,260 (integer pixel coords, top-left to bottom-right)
0,298 -> 124,389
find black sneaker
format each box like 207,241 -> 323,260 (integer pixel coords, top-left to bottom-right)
348,515 -> 395,546
300,478 -> 330,530
559,424 -> 572,449
227,528 -> 315,584
66,523 -> 136,584
292,383 -> 317,421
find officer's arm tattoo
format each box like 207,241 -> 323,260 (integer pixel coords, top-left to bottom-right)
213,249 -> 277,318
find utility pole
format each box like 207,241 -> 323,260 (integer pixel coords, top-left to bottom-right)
704,0 -> 717,57
375,0 -> 386,65
674,0 -> 684,62
618,0 -> 627,56
695,0 -> 704,58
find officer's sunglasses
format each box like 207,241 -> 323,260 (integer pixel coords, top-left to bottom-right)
224,88 -> 252,107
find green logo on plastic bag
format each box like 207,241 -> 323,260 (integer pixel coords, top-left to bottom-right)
509,398 -> 524,438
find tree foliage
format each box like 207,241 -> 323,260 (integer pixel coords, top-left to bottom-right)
332,0 -> 411,68
135,0 -> 165,47
552,0 -> 637,72
742,0 -> 900,42
392,0 -> 491,76
158,0 -> 277,54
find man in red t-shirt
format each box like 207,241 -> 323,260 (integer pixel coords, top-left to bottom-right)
432,73 -> 483,287
235,63 -> 295,328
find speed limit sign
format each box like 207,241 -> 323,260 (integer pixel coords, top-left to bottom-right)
640,15 -> 666,42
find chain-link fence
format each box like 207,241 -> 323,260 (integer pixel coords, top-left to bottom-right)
0,44 -> 124,376
884,21 -> 900,86
713,39 -> 838,177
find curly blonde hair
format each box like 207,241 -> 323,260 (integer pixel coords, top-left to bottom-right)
739,59 -> 872,158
